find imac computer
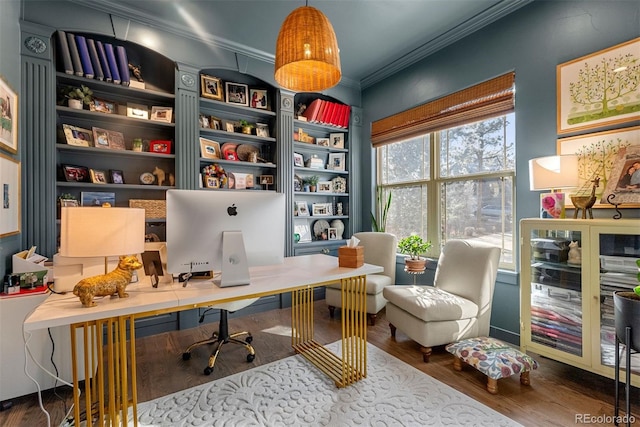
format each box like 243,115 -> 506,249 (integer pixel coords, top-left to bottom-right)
166,189 -> 285,287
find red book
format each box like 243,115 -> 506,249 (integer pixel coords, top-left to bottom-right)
314,100 -> 328,124
336,104 -> 347,128
329,103 -> 344,127
340,105 -> 352,128
302,98 -> 322,122
320,101 -> 334,125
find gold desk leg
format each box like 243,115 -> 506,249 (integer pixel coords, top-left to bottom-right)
291,275 -> 367,388
70,317 -> 138,427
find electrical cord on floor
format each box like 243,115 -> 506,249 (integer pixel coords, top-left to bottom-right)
47,328 -> 68,417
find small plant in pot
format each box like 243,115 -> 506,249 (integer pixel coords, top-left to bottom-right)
398,234 -> 432,272
61,85 -> 93,109
238,119 -> 254,135
304,175 -> 319,192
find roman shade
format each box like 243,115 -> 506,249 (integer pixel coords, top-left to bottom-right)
371,72 -> 515,148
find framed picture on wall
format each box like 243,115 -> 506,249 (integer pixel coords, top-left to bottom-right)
0,76 -> 18,154
0,153 -> 20,237
557,37 -> 640,135
600,145 -> 640,205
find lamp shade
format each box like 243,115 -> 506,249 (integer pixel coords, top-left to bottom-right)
60,207 -> 145,258
274,6 -> 341,92
529,155 -> 579,191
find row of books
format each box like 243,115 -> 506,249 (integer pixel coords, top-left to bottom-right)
300,99 -> 351,128
56,30 -> 131,86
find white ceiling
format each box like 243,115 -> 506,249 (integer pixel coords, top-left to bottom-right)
71,0 -> 531,88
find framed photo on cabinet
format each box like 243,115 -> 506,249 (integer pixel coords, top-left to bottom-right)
256,123 -> 270,138
109,169 -> 124,184
328,153 -> 345,171
62,124 -> 93,147
0,76 -> 18,154
249,88 -> 268,109
126,102 -> 149,120
225,82 -> 249,106
330,133 -> 345,149
150,106 -> 173,123
199,137 -> 221,159
557,37 -> 640,135
62,164 -> 89,182
90,169 -> 108,184
201,74 -> 223,101
89,98 -> 115,114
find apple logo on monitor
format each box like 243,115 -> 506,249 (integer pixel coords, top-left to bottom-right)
227,204 -> 238,216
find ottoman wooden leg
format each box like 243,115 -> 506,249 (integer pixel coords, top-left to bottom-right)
453,357 -> 463,371
487,377 -> 498,394
520,371 -> 531,386
420,346 -> 432,363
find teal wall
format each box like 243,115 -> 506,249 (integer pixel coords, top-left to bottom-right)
0,0 -> 22,279
361,0 -> 640,342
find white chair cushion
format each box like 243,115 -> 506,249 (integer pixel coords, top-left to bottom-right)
327,274 -> 391,295
383,285 -> 478,322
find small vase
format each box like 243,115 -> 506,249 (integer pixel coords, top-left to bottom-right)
68,99 -> 83,110
242,126 -> 252,135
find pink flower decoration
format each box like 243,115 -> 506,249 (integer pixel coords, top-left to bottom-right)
541,195 -> 556,210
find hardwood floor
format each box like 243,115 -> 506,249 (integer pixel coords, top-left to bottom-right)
2,301 -> 638,426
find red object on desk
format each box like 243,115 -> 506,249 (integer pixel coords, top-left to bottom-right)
0,285 -> 50,298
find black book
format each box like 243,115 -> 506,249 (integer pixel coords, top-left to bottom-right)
66,32 -> 83,77
56,30 -> 74,75
86,38 -> 104,81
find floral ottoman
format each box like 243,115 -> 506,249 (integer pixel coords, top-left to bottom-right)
445,337 -> 538,394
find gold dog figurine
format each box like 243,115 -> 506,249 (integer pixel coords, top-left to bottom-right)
73,255 -> 143,308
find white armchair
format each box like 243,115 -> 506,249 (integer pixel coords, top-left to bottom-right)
383,239 -> 501,362
327,232 -> 397,326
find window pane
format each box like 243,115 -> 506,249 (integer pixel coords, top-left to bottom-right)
439,113 -> 515,178
440,176 -> 514,264
385,186 -> 428,240
380,136 -> 429,184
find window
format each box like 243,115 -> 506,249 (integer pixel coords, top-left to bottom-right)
373,73 -> 515,269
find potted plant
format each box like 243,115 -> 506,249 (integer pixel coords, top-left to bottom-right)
238,119 -> 254,135
613,261 -> 640,352
62,85 -> 93,109
371,185 -> 392,232
304,175 -> 319,192
398,234 -> 432,272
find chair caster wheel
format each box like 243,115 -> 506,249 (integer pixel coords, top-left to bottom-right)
247,354 -> 255,363
246,336 -> 253,344
182,352 -> 191,361
204,366 -> 213,375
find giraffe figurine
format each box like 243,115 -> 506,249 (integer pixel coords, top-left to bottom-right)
571,177 -> 600,219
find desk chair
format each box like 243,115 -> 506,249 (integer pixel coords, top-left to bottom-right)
182,298 -> 258,375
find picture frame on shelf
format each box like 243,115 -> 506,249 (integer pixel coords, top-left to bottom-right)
80,191 -> 115,207
91,127 -> 125,150
204,176 -> 220,189
149,140 -> 172,154
328,227 -> 338,240
89,169 -> 108,184
296,201 -> 310,216
317,181 -> 332,193
62,124 -> 93,147
294,219 -> 311,243
328,152 -> 345,171
0,153 -> 20,237
150,106 -> 173,123
293,152 -> 304,167
557,37 -> 640,135
316,137 -> 330,147
294,174 -> 303,192
256,123 -> 270,138
330,133 -> 345,149
60,199 -> 78,208
260,175 -> 274,189
109,169 -> 124,184
89,98 -> 116,114
225,82 -> 249,106
199,137 -> 221,159
312,203 -> 332,216
199,114 -> 211,129
200,74 -> 223,101
62,164 -> 90,182
223,119 -> 235,133
249,88 -> 268,109
210,117 -> 222,130
331,176 -> 347,193
126,102 -> 149,120
0,76 -> 18,154
600,145 -> 640,206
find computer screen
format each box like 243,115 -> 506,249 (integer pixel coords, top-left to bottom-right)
166,189 -> 285,286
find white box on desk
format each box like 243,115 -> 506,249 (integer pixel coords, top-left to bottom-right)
52,254 -> 119,292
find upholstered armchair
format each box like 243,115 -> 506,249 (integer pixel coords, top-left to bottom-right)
383,239 -> 501,362
327,232 -> 397,326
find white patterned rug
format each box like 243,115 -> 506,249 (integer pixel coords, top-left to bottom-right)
134,342 -> 522,426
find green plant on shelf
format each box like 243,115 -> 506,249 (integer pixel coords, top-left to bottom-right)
61,85 -> 94,106
398,234 -> 432,260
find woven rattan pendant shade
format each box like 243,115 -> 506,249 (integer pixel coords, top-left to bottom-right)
275,6 -> 341,92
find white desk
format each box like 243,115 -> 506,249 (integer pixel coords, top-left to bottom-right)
24,255 -> 382,426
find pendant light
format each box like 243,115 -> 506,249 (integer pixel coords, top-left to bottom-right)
274,4 -> 341,92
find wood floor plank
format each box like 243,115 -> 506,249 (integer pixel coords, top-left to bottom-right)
1,301 -> 638,426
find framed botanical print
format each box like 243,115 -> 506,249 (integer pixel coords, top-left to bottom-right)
0,76 -> 18,154
557,126 -> 640,208
0,153 -> 20,237
557,37 -> 640,135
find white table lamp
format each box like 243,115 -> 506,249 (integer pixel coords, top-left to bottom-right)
529,155 -> 579,218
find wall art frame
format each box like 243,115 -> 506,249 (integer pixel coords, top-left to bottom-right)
0,76 -> 18,154
201,74 -> 223,101
557,125 -> 640,208
225,82 -> 249,107
557,37 -> 640,135
0,153 -> 20,237
600,145 -> 640,205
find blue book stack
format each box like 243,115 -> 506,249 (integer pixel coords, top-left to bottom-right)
95,41 -> 112,83
75,35 -> 94,79
86,38 -> 104,81
56,30 -> 74,75
115,45 -> 130,86
66,32 -> 83,77
104,43 -> 121,84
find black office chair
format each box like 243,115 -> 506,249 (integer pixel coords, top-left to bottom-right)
182,298 -> 257,375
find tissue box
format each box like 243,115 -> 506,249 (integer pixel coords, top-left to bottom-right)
338,246 -> 364,268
